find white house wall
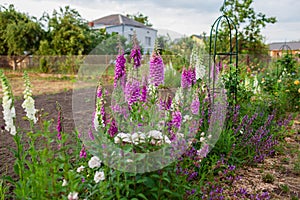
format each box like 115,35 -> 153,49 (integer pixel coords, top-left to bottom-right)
105,25 -> 157,54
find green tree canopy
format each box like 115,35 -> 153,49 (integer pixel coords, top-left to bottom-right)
126,12 -> 153,27
38,6 -> 91,55
219,0 -> 277,55
0,4 -> 43,56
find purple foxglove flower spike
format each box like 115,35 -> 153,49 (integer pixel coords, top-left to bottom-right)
130,36 -> 142,69
124,79 -> 140,106
181,68 -> 192,88
141,85 -> 147,102
190,67 -> 196,85
114,51 -> 126,88
172,111 -> 182,129
191,98 -> 200,115
56,110 -> 62,140
108,118 -> 118,137
79,146 -> 87,158
149,51 -> 164,86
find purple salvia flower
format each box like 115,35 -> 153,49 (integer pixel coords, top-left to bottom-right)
233,105 -> 240,124
187,171 -> 198,181
108,118 -> 118,137
114,52 -> 126,88
198,144 -> 210,158
149,51 -> 164,86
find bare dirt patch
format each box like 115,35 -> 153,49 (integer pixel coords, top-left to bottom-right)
0,71 -> 80,98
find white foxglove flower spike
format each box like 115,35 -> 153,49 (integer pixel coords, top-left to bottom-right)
0,70 -> 17,135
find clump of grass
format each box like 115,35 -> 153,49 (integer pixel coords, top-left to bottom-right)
0,179 -> 8,200
293,152 -> 300,175
279,184 -> 290,193
262,173 -> 275,183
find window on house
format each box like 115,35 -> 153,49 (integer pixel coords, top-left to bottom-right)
145,36 -> 151,46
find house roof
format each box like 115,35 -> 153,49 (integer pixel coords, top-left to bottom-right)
269,41 -> 300,51
92,14 -> 156,31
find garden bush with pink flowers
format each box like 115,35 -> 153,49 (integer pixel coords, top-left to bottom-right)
0,41 -> 298,199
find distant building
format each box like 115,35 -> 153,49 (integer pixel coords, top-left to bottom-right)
269,41 -> 300,58
191,34 -> 204,45
89,14 -> 157,53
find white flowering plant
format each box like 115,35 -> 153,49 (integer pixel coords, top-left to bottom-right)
0,70 -> 16,136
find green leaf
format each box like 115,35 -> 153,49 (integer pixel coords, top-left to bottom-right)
162,189 -> 173,194
137,193 -> 148,200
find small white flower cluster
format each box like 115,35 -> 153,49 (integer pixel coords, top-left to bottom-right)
94,170 -> 105,183
0,71 -> 16,135
68,191 -> 78,200
87,156 -> 106,184
2,95 -> 16,135
21,72 -> 37,123
114,130 -> 171,145
76,165 -> 85,173
88,156 -> 101,169
62,179 -> 68,186
199,132 -> 212,143
182,115 -> 192,123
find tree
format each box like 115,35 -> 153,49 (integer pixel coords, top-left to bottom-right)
126,12 -> 153,27
219,0 -> 277,55
38,6 -> 92,56
0,4 -> 44,69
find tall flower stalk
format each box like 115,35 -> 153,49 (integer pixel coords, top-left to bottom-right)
130,32 -> 142,70
21,71 -> 37,124
124,79 -> 140,107
0,70 -> 16,135
93,82 -> 106,131
149,50 -> 164,86
181,68 -> 192,88
114,48 -> 126,88
56,102 -> 63,140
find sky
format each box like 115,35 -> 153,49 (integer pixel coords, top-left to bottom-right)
1,0 -> 300,43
